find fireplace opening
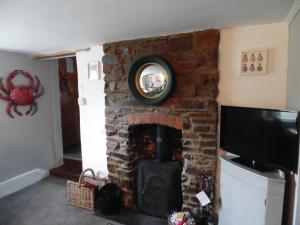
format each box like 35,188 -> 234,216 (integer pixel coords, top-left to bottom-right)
129,124 -> 183,217
129,124 -> 183,164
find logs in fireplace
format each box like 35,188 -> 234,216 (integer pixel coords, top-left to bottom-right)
137,125 -> 182,217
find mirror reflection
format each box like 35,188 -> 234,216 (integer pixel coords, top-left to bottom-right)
138,64 -> 168,98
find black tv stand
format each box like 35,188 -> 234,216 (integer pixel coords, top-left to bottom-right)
231,157 -> 276,172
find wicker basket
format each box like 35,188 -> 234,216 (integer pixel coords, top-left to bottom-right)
67,168 -> 108,212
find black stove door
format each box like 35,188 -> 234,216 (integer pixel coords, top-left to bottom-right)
137,160 -> 182,217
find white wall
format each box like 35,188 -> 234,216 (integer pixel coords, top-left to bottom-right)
76,46 -> 108,176
286,8 -> 300,225
0,51 -> 62,183
219,23 -> 289,109
287,11 -> 300,111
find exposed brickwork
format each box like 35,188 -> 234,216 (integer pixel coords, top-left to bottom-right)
103,29 -> 220,210
127,113 -> 187,130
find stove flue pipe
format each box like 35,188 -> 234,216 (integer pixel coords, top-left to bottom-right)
156,125 -> 170,161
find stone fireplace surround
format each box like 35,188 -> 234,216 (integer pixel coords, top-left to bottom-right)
103,29 -> 220,212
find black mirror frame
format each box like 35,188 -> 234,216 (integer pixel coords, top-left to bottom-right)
128,56 -> 175,105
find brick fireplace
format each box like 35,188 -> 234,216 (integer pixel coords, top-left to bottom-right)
103,29 -> 220,212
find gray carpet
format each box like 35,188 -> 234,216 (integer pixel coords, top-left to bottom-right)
0,176 -> 123,225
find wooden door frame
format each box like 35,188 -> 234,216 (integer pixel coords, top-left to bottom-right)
50,60 -> 64,166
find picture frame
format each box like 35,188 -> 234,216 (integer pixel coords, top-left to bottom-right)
241,49 -> 268,75
88,61 -> 101,80
66,58 -> 74,74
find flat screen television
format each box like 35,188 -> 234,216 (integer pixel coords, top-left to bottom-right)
220,105 -> 299,173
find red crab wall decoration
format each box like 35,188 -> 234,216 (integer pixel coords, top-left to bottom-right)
0,70 -> 44,118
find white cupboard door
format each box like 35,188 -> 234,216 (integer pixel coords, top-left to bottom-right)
219,172 -> 266,225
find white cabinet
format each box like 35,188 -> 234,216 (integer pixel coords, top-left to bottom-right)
219,155 -> 285,225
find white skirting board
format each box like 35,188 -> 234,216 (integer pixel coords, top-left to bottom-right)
0,169 -> 49,199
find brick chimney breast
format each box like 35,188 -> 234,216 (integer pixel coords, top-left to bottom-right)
103,29 -> 220,211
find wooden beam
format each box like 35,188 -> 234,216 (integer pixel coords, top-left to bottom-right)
31,47 -> 91,60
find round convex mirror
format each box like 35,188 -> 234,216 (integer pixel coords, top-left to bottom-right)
128,56 -> 175,105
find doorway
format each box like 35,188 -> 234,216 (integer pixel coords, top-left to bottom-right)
50,57 -> 82,181
58,57 -> 81,161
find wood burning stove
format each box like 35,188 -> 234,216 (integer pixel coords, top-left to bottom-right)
137,125 -> 182,217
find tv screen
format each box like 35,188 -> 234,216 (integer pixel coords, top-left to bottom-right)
220,105 -> 299,173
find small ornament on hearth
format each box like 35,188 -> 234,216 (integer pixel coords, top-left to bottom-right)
0,70 -> 44,118
168,211 -> 196,225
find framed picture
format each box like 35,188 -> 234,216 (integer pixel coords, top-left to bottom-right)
66,58 -> 74,74
241,49 -> 268,75
88,61 -> 101,80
